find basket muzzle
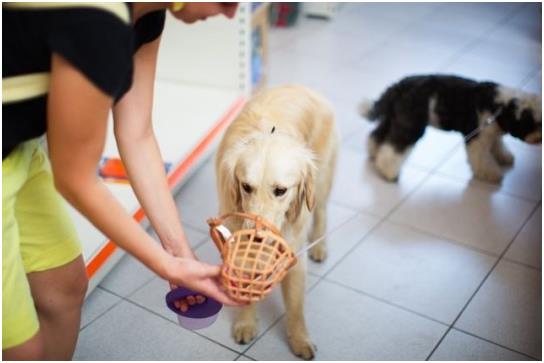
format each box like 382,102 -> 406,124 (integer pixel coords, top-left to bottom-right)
207,212 -> 297,303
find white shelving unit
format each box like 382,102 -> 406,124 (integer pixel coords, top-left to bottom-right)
74,4 -> 252,293
303,2 -> 339,19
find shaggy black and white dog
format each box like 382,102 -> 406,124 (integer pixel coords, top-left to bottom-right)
360,74 -> 541,183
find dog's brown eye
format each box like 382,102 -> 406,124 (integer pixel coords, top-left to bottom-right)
241,183 -> 252,193
274,187 -> 287,197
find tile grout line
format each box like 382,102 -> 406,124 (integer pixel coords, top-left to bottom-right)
238,313 -> 286,357
80,286 -> 126,332
99,286 -> 244,357
452,327 -> 539,360
329,198 -> 383,219
431,169 -> 542,203
424,202 -> 541,360
339,7 -> 446,72
436,3 -> 527,72
319,120 -> 466,284
519,67 -> 542,90
235,209 -> 379,357
232,138 -> 454,355
319,277 -> 451,327
102,193 -> 375,358
386,218 -> 541,272
501,257 -> 541,272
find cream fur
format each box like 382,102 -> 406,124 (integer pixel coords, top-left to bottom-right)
215,84 -> 339,360
374,143 -> 413,181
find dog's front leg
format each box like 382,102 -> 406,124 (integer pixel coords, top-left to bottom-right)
466,133 -> 503,183
309,203 -> 327,262
233,304 -> 258,344
281,259 -> 315,360
491,136 -> 514,166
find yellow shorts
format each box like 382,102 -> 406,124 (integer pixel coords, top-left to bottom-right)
2,139 -> 82,349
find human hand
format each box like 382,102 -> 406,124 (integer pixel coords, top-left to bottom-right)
169,2 -> 239,24
162,254 -> 244,308
162,243 -> 205,311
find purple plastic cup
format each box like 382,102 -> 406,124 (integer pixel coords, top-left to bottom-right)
165,287 -> 222,330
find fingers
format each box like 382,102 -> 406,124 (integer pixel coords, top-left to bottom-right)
198,281 -> 245,307
201,263 -> 221,278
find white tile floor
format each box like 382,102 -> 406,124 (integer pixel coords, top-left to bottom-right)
76,3 -> 542,360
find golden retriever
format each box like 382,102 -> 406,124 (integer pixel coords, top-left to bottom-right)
215,85 -> 339,359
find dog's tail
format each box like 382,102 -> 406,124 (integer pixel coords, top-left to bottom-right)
360,82 -> 405,122
358,99 -> 378,121
358,98 -> 374,120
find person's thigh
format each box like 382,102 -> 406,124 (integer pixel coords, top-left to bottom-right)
15,141 -> 87,359
2,141 -> 42,353
16,142 -> 82,274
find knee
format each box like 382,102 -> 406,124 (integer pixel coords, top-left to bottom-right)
68,269 -> 89,306
35,269 -> 88,317
3,331 -> 45,360
61,268 -> 88,309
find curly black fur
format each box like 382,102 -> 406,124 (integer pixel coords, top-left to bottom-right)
363,74 -> 541,151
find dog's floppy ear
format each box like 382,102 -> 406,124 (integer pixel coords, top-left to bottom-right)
287,161 -> 316,222
304,169 -> 315,211
219,151 -> 242,212
229,173 -> 242,210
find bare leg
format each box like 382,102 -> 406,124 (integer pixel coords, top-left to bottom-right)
3,330 -> 45,360
281,261 -> 314,360
26,256 -> 88,360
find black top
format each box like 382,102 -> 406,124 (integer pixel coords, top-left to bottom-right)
2,3 -> 166,159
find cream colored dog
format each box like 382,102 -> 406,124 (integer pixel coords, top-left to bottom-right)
215,85 -> 338,359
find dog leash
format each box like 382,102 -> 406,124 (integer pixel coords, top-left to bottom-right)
295,233 -> 328,257
463,106 -> 503,143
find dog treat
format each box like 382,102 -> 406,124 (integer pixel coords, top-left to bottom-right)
208,212 -> 297,303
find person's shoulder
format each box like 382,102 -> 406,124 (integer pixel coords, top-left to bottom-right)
134,10 -> 167,47
3,2 -> 131,25
41,3 -> 135,98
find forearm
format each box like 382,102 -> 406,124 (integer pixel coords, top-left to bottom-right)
57,174 -> 171,277
116,129 -> 192,257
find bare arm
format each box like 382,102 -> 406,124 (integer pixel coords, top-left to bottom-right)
47,53 -> 172,274
47,53 -> 240,306
112,37 -> 192,258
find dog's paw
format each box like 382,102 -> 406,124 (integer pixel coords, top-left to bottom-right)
374,144 -> 403,182
309,243 -> 327,262
474,166 -> 504,184
233,320 -> 257,344
289,336 -> 316,360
